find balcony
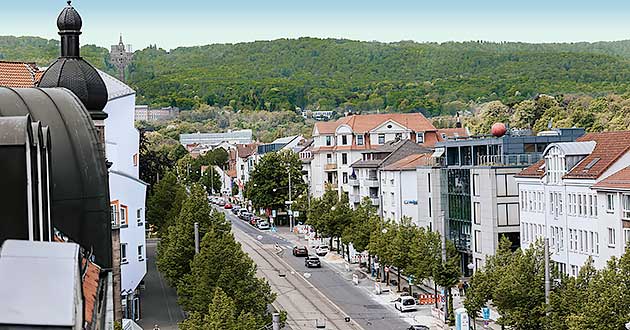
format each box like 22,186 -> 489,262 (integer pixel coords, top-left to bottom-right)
477,153 -> 542,167
350,194 -> 360,203
324,163 -> 337,171
363,178 -> 380,188
348,178 -> 359,186
370,197 -> 380,206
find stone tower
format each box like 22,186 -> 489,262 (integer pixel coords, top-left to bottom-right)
110,34 -> 133,82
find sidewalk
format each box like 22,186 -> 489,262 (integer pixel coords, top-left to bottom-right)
271,226 -> 503,330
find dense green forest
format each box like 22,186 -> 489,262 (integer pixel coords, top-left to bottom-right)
4,35 -> 630,118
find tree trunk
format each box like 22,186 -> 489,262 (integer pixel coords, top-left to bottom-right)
447,287 -> 454,325
329,237 -> 333,250
434,282 -> 438,308
336,237 -> 340,253
368,254 -> 371,273
346,244 -> 350,262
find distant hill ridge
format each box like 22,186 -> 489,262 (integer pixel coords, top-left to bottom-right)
3,35 -> 630,116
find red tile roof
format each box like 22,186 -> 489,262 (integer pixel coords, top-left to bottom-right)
314,113 -> 437,134
516,159 -> 546,178
237,143 -> 258,158
0,61 -> 42,88
383,153 -> 433,171
438,127 -> 469,140
592,166 -> 630,190
564,131 -> 630,179
81,258 -> 101,327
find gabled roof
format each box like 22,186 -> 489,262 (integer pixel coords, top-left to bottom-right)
592,166 -> 630,191
272,135 -> 300,144
516,159 -> 546,178
383,153 -> 433,171
542,141 -> 595,157
351,139 -> 431,169
0,61 -> 42,88
564,131 -> 630,179
437,127 -> 469,139
314,113 -> 436,135
98,69 -> 135,101
237,143 -> 258,158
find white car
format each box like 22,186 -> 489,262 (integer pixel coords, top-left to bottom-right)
394,296 -> 417,312
257,221 -> 270,230
315,245 -> 329,256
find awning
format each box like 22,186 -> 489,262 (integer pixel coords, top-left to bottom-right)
432,148 -> 445,158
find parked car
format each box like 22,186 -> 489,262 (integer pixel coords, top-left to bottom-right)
231,206 -> 241,214
218,200 -> 225,206
292,246 -> 308,257
315,245 -> 329,256
407,326 -> 430,330
304,255 -> 321,268
257,221 -> 270,230
224,203 -> 232,209
394,296 -> 417,312
239,211 -> 251,220
249,216 -> 259,226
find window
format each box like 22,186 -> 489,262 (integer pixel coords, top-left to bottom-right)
473,202 -> 481,225
356,135 -> 364,145
474,230 -> 482,253
137,208 -> 143,226
132,153 -> 138,167
623,195 -> 630,220
342,135 -> 348,145
325,136 -> 332,146
472,174 -> 479,196
121,243 -> 128,264
120,205 -> 128,227
378,134 -> 385,144
416,132 -> 424,144
342,172 -> 348,184
595,232 -> 599,254
428,173 -> 431,193
571,265 -> 579,277
428,197 -> 432,217
395,133 -> 403,140
625,229 -> 630,247
342,153 -> 348,165
607,193 -> 615,212
497,203 -> 520,226
326,153 -> 333,163
138,245 -> 144,261
608,228 -> 616,247
391,192 -> 395,207
110,203 -> 119,227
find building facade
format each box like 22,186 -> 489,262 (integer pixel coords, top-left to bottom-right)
134,105 -> 179,122
516,131 -> 630,274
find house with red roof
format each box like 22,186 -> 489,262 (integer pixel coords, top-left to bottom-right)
516,131 -> 630,273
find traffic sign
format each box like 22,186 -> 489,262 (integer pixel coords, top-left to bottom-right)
284,200 -> 293,205
482,307 -> 490,321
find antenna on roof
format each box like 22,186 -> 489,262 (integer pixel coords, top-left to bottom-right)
455,112 -> 462,128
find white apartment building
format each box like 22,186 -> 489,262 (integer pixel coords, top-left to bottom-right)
101,71 -> 147,320
310,113 -> 441,198
381,154 -> 432,225
517,131 -> 630,275
235,143 -> 259,197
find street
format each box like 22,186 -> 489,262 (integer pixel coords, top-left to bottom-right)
223,208 -> 419,330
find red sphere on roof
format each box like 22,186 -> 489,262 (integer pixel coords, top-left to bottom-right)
491,122 -> 507,137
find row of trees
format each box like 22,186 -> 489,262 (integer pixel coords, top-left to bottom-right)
152,178 -> 277,329
465,238 -> 630,329
305,189 -> 461,324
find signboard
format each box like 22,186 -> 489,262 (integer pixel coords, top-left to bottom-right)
403,200 -> 418,205
352,274 -> 359,285
407,275 -> 414,285
482,307 -> 490,321
284,200 -> 293,205
455,308 -> 470,330
272,210 -> 277,217
293,211 -> 300,218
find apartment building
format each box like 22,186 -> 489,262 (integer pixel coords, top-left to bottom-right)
310,113 -> 441,198
417,128 -> 584,275
516,131 -> 630,274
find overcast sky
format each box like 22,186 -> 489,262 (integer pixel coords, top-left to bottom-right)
2,0 -> 630,50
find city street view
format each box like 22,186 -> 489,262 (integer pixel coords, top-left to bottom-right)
2,1 -> 630,330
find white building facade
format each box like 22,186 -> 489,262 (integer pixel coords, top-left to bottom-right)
100,71 -> 147,320
517,132 -> 630,275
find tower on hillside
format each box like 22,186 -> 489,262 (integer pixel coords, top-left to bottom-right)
110,34 -> 133,82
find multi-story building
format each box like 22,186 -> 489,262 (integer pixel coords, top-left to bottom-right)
235,143 -> 259,197
516,131 -> 630,274
180,129 -> 253,147
348,139 -> 430,213
134,105 -> 179,122
310,113 -> 441,198
418,128 -> 585,275
101,71 -> 148,321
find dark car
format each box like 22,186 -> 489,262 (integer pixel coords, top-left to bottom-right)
305,255 -> 321,268
292,246 -> 308,257
407,326 -> 430,330
231,206 -> 241,214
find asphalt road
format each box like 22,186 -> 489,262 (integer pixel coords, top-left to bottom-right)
223,208 -> 412,330
137,238 -> 186,330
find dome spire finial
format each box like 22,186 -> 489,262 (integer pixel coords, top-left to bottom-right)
67,0 -> 71,5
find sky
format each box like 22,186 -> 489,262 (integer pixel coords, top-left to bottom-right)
2,0 -> 630,50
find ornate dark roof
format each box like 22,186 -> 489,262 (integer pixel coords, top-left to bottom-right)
0,87 -> 112,268
57,1 -> 82,32
39,1 -> 108,116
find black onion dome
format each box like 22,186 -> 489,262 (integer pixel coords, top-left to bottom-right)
57,1 -> 82,31
39,58 -> 108,115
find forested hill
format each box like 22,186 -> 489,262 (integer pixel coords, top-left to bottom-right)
4,36 -> 630,116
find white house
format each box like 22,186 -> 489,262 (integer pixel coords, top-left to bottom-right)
516,131 -> 630,275
310,113 -> 441,198
381,154 -> 431,225
100,71 -> 147,320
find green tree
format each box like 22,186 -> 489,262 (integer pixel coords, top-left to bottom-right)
146,171 -> 185,235
178,287 -> 262,330
199,167 -> 222,195
176,230 -> 275,321
157,184 -> 229,285
246,149 -> 306,211
432,238 -> 461,325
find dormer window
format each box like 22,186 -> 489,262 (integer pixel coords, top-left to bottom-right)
378,134 -> 385,144
356,135 -> 364,146
416,132 -> 424,144
326,136 -> 332,146
546,147 -> 565,184
342,135 -> 348,145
